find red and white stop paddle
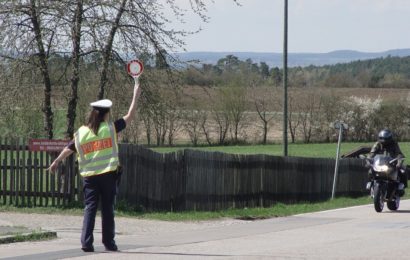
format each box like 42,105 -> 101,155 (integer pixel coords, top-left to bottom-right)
126,59 -> 144,78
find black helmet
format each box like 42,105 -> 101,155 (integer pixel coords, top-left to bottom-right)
378,129 -> 393,145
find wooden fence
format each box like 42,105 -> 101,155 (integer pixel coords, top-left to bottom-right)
0,138 -> 79,207
117,145 -> 368,211
0,139 -> 368,211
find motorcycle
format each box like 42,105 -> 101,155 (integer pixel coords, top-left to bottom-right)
365,155 -> 405,212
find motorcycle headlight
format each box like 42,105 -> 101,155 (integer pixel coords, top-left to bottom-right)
374,165 -> 389,172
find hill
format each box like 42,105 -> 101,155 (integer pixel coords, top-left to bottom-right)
175,49 -> 410,67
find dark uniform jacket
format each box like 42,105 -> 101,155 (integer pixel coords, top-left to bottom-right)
369,141 -> 404,160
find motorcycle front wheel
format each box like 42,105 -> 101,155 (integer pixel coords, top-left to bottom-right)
387,195 -> 400,211
373,183 -> 385,212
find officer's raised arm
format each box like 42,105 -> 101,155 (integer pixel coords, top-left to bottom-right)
123,77 -> 142,125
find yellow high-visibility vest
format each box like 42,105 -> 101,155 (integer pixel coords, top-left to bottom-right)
74,122 -> 119,177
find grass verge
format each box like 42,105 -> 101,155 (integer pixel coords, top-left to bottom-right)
115,196 -> 376,221
0,230 -> 57,244
0,204 -> 83,216
2,194 -> 404,222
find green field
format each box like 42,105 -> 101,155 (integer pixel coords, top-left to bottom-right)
150,142 -> 383,158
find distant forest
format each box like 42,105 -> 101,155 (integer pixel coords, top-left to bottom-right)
182,54 -> 410,89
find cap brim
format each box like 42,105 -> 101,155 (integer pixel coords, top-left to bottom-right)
90,99 -> 112,108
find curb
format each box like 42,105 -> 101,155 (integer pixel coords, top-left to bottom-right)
0,231 -> 57,244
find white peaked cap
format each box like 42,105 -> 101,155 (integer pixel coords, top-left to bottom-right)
90,99 -> 112,108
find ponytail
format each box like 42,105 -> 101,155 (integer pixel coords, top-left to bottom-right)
87,108 -> 109,135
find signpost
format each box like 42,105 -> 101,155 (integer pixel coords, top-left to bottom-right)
29,139 -> 70,152
331,121 -> 348,199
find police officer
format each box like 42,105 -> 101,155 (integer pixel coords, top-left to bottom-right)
48,77 -> 141,252
366,129 -> 406,192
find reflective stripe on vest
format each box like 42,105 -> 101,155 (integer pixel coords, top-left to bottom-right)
74,122 -> 119,177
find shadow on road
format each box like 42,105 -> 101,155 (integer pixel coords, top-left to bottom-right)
384,210 -> 410,213
116,251 -> 269,258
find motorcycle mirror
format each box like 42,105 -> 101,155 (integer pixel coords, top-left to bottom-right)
389,158 -> 398,165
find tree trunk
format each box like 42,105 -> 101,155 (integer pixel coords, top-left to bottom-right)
30,0 -> 53,139
234,122 -> 239,143
168,120 -> 174,146
263,122 -> 267,144
288,119 -> 296,143
201,120 -> 212,146
97,0 -> 127,99
144,117 -> 152,146
161,126 -> 166,145
66,0 -> 83,138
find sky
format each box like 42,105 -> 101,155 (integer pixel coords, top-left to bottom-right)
175,0 -> 410,53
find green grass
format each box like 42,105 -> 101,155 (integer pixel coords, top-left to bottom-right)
0,230 -> 57,244
150,142 -> 374,158
0,203 -> 84,215
150,142 -> 410,159
3,195 -> 407,221
114,196 -> 403,221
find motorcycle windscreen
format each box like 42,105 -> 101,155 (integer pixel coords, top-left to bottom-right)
373,155 -> 397,180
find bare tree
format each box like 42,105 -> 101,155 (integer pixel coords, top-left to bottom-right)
200,112 -> 213,145
299,92 -> 322,143
183,108 -> 206,146
316,93 -> 342,142
140,106 -> 153,145
0,1 -> 62,138
225,86 -> 247,143
167,108 -> 182,146
210,87 -> 235,145
212,109 -> 230,145
288,95 -> 300,143
151,102 -> 167,146
252,87 -> 277,144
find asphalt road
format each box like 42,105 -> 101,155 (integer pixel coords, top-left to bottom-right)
1,200 -> 410,259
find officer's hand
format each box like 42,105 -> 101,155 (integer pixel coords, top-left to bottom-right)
47,161 -> 59,174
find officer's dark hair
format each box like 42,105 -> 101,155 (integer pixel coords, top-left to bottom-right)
87,107 -> 110,135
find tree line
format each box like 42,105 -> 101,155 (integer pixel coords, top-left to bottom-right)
181,54 -> 410,89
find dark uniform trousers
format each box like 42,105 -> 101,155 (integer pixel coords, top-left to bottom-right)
81,171 -> 117,248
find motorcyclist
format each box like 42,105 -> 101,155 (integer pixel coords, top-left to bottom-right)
366,129 -> 406,193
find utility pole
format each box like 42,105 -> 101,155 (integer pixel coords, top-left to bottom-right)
283,0 -> 288,156
332,122 -> 348,199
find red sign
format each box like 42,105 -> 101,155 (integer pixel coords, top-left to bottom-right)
29,139 -> 70,152
126,59 -> 144,77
